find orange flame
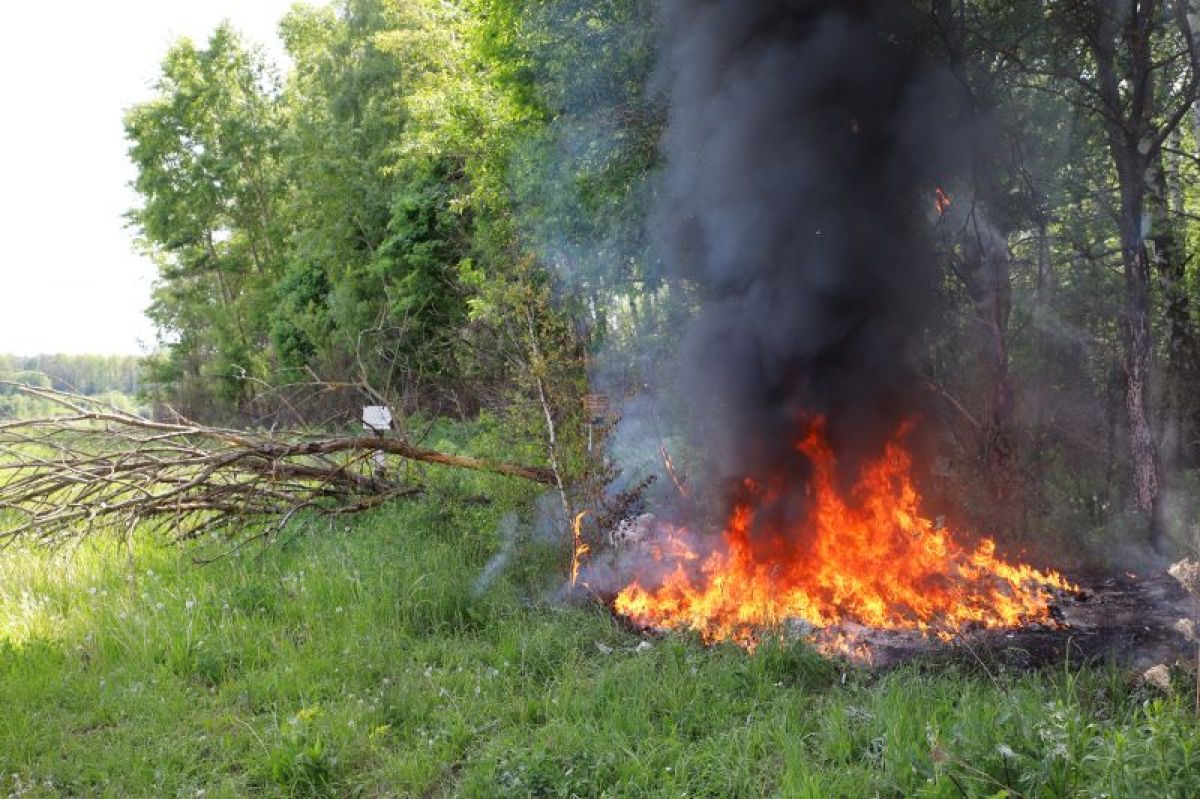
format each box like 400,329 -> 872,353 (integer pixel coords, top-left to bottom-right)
934,187 -> 952,215
660,443 -> 689,498
570,511 -> 591,588
614,418 -> 1071,651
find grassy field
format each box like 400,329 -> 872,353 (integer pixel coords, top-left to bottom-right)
2,450 -> 1200,797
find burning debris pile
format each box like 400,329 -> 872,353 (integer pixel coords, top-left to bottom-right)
612,419 -> 1072,645
578,418 -> 1080,662
572,432 -> 1199,667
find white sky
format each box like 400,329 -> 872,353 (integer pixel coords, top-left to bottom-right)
0,1 -> 299,356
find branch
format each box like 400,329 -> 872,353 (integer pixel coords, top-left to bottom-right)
0,383 -> 554,546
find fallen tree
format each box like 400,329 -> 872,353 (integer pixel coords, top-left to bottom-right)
0,384 -> 555,545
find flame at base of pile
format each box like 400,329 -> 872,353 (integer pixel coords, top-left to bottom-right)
611,418 -> 1073,655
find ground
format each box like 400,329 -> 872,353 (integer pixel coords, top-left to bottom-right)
2,454 -> 1199,797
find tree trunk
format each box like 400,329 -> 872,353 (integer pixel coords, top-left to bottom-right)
980,241 -> 1017,535
1174,1 -> 1200,147
1119,173 -> 1166,549
1088,0 -> 1168,550
1030,216 -> 1053,440
1147,148 -> 1200,466
953,215 -> 1019,536
526,313 -> 572,526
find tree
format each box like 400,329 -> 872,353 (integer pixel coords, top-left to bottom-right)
126,25 -> 287,415
1045,0 -> 1199,548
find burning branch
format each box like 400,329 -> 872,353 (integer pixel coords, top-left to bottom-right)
570,510 -> 591,588
658,443 -> 689,498
0,384 -> 555,545
934,186 -> 953,216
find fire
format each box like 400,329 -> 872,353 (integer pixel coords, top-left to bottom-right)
570,511 -> 590,588
613,417 -> 1071,650
934,187 -> 952,215
659,443 -> 689,498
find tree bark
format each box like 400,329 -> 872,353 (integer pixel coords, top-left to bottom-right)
1147,148 -> 1200,466
1173,1 -> 1200,147
1088,0 -> 1168,549
1118,169 -> 1166,548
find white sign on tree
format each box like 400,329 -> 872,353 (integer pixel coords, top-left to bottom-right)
362,406 -> 393,471
362,406 -> 393,433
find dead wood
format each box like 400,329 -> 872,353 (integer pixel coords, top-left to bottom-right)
0,383 -> 554,545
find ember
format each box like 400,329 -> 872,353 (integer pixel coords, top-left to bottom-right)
608,417 -> 1073,653
934,186 -> 952,215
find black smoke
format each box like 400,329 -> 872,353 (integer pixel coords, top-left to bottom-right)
652,1 -> 963,538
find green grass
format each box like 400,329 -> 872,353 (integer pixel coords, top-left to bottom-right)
2,459 -> 1199,796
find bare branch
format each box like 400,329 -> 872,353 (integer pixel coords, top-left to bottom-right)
0,383 -> 554,546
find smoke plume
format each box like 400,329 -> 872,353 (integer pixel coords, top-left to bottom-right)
652,1 -> 961,535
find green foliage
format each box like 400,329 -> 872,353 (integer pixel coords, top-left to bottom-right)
265,705 -> 340,797
126,4 -> 487,419
125,0 -> 623,431
125,23 -> 287,413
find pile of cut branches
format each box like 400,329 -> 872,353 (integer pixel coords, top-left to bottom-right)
0,384 -> 554,545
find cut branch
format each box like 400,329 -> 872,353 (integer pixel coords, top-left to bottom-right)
0,384 -> 555,546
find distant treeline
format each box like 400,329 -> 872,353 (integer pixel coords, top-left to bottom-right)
0,354 -> 140,396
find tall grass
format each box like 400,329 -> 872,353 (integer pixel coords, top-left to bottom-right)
1,430 -> 1198,796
